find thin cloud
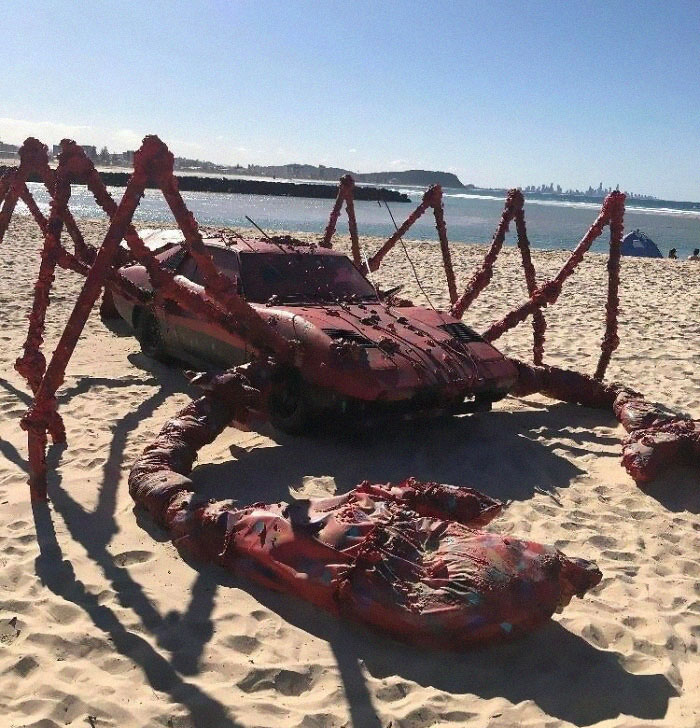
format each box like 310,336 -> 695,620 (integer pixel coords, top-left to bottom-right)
0,116 -> 93,142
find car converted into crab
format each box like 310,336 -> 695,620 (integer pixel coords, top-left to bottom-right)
112,232 -> 517,432
2,134 -> 698,649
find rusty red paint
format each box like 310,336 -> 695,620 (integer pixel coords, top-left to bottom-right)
594,191 -> 625,380
128,364 -> 602,647
10,135 -> 291,498
450,189 -> 522,319
482,191 -> 625,346
321,175 -> 361,266
2,135 -> 696,504
513,201 -> 547,365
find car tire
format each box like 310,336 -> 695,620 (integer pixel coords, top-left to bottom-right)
135,310 -> 168,361
269,372 -> 313,435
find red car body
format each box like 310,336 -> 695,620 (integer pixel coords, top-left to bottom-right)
113,234 -> 517,428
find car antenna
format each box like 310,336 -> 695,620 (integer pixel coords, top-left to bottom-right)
245,215 -> 288,253
360,247 -> 381,301
245,216 -> 272,240
382,197 -> 437,312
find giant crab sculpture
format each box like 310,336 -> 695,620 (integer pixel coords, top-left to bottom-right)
1,136 -> 698,647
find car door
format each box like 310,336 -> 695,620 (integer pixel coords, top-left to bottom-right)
170,247 -> 250,367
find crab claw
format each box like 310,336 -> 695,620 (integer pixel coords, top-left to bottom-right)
556,554 -> 602,610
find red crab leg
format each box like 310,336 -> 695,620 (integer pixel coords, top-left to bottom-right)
509,358 -> 618,409
0,169 -> 14,228
512,198 -> 547,365
365,186 -> 441,273
22,138 -> 92,263
21,145 -> 154,499
321,175 -> 362,268
14,158 -> 75,444
321,175 -> 358,256
61,137 -> 286,355
320,181 -> 345,248
15,168 -> 70,409
432,186 -> 458,304
0,171 -> 21,244
0,168 -> 11,201
344,179 -> 361,268
594,192 -> 625,380
481,191 -> 624,344
450,189 -> 522,319
18,183 -> 48,234
145,137 -> 292,359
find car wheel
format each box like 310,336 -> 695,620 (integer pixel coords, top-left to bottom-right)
269,372 -> 313,435
136,310 -> 167,361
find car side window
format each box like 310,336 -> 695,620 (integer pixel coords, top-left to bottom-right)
177,255 -> 203,284
176,247 -> 241,288
207,247 -> 240,283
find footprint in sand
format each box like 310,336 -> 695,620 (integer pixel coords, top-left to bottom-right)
226,634 -> 260,655
7,520 -> 29,531
237,666 -> 316,696
0,616 -> 21,646
112,550 -> 154,567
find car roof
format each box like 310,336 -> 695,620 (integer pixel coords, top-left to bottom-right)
201,235 -> 347,257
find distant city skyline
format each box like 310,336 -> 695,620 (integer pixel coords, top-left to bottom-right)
2,2 -> 699,200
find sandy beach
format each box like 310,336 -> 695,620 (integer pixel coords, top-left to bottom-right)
1,214 -> 699,728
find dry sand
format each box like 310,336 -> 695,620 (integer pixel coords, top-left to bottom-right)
0,215 -> 699,728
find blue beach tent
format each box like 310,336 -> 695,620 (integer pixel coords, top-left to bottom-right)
621,230 -> 663,258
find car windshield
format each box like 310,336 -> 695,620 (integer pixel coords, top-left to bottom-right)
239,252 -> 377,303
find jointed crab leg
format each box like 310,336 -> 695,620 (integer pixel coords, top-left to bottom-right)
3,133 -> 695,499
450,189 -> 522,319
145,138 -> 292,359
15,135 -> 291,499
0,169 -> 22,239
594,193 -> 625,380
0,139 -> 90,261
482,191 -> 625,346
21,149 -> 153,498
509,358 -> 700,483
512,197 -> 547,365
320,175 -> 361,266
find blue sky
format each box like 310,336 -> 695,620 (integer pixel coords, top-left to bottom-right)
2,1 -> 699,200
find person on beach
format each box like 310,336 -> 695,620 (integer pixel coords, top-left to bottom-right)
668,248 -> 678,259
689,248 -> 700,261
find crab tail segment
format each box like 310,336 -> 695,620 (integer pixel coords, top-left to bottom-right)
128,369 -> 601,648
129,367 -> 261,523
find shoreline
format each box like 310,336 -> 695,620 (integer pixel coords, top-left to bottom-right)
0,166 -> 411,203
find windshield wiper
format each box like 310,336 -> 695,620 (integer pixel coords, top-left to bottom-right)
279,292 -> 327,304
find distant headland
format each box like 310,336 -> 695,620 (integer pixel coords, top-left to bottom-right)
238,164 -> 465,190
3,139 -> 697,208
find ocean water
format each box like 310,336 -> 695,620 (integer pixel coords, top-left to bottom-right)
19,182 -> 700,259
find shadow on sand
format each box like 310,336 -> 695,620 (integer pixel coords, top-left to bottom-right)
170,400 -> 675,726
193,401 -> 600,505
638,465 -> 700,514
199,568 -> 677,727
22,366 -> 244,726
17,370 -> 677,727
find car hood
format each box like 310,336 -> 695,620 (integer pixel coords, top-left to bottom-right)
256,302 -> 517,401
